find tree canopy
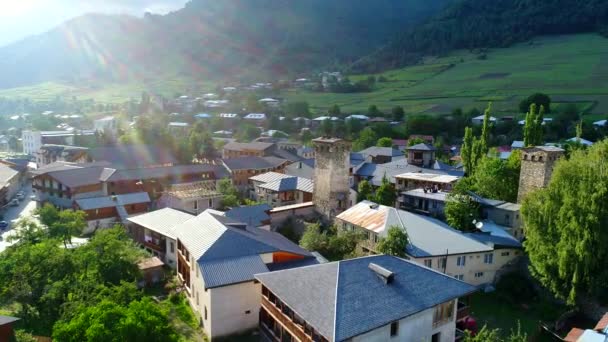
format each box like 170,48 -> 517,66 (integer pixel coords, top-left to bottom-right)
376,137 -> 393,147
522,139 -> 608,304
523,103 -> 545,147
374,175 -> 397,206
376,226 -> 408,257
357,180 -> 373,202
520,93 -> 551,114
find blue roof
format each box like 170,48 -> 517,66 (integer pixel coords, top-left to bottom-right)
256,255 -> 476,341
465,233 -> 522,249
225,204 -> 272,227
194,113 -> 212,118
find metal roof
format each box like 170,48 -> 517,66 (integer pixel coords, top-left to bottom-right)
359,146 -> 404,158
163,181 -> 222,199
337,201 -> 493,257
395,172 -> 461,184
0,315 -> 20,326
127,207 -> 194,239
225,204 -> 272,227
249,171 -> 293,183
223,141 -> 274,152
221,156 -> 288,171
75,192 -> 150,210
244,113 -> 267,120
89,145 -> 177,168
102,164 -> 227,182
258,177 -> 313,193
256,255 -> 476,342
405,143 -> 436,151
402,188 -> 449,201
201,255 -> 269,289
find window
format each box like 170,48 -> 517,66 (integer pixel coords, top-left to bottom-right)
374,234 -> 379,243
433,301 -> 454,327
438,258 -> 447,269
170,242 -> 175,253
456,256 -> 466,267
424,259 -> 432,268
204,306 -> 207,320
432,333 -> 441,342
390,322 -> 399,337
245,310 -> 251,314
194,200 -> 198,210
196,291 -> 199,305
501,251 -> 510,257
484,253 -> 494,264
454,274 -> 464,280
475,272 -> 484,278
208,198 -> 213,208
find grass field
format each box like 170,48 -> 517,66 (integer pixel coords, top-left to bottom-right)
285,34 -> 608,120
1,33 -> 607,123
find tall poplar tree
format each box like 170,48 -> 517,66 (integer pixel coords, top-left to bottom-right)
461,127 -> 474,175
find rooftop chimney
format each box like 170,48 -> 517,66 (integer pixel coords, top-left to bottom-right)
369,203 -> 379,209
369,263 -> 395,284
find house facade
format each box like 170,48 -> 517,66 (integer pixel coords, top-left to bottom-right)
255,255 -> 477,342
222,142 -> 275,159
336,201 -> 522,286
249,172 -> 313,207
221,156 -> 290,190
157,181 -> 223,215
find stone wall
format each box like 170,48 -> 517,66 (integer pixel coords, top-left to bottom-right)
312,138 -> 351,219
517,147 -> 564,203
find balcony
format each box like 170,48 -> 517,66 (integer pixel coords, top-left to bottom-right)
144,240 -> 166,253
457,301 -> 470,321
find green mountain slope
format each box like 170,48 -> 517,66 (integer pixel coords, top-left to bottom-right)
0,0 -> 450,89
352,0 -> 608,72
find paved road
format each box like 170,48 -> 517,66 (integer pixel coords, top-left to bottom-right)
0,183 -> 38,253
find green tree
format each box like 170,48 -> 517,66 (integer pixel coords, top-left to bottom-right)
328,104 -> 341,116
470,151 -> 521,203
479,102 -> 492,154
285,101 -> 310,118
218,178 -> 239,209
376,137 -> 393,147
463,324 -> 527,342
357,180 -> 373,202
353,127 -> 378,151
391,106 -> 405,121
236,122 -> 260,142
519,92 -> 551,114
320,119 -> 333,136
523,104 -> 544,147
445,179 -> 480,231
52,298 -> 178,342
14,330 -> 38,342
368,104 -> 382,117
374,175 -> 396,206
522,140 -> 608,304
45,209 -> 86,248
461,127 -> 474,175
376,226 -> 408,257
299,223 -> 328,253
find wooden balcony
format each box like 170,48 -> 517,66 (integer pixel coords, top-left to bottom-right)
261,298 -> 312,342
144,240 -> 165,253
457,302 -> 470,321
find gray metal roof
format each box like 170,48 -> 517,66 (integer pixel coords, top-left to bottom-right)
406,143 -> 436,151
337,201 -> 493,257
102,164 -> 227,182
256,255 -> 476,342
0,164 -> 19,187
225,204 -> 272,227
75,192 -> 150,210
223,141 -> 274,152
359,146 -> 404,158
0,315 -> 20,326
249,171 -> 293,183
221,156 -> 288,171
402,188 -> 448,201
258,177 -> 313,193
200,255 -> 269,289
127,207 -> 194,239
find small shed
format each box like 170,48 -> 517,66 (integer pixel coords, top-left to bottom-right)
138,256 -> 165,288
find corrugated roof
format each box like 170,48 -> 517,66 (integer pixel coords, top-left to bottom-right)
337,201 -> 493,257
256,255 -> 476,342
223,141 -> 274,152
89,145 -> 177,168
127,207 -> 194,239
259,177 -> 313,193
402,188 -> 448,201
359,146 -> 403,158
75,192 -> 150,210
225,204 -> 272,227
102,164 -> 227,182
406,143 -> 436,151
395,172 -> 461,184
221,156 -> 288,171
45,166 -> 107,188
164,181 -> 221,199
201,255 -> 269,289
249,171 -> 293,183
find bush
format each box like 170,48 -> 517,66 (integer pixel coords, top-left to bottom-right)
495,272 -> 537,304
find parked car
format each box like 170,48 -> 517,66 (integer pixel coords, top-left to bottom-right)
0,221 -> 8,230
16,193 -> 24,200
9,199 -> 19,207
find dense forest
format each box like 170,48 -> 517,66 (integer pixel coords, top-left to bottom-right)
352,0 -> 608,72
0,0 -> 449,89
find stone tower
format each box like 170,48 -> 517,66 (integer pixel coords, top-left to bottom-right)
517,146 -> 564,203
312,137 -> 351,219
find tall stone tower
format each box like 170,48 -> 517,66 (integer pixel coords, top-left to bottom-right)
312,138 -> 351,219
517,146 -> 564,203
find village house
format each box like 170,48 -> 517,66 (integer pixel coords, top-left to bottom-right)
35,144 -> 89,168
221,156 -> 290,190
88,145 -> 177,168
74,192 -> 151,233
358,146 -> 404,164
22,130 -> 95,155
405,143 -> 437,168
395,172 -> 461,193
222,142 -> 276,159
157,181 -> 223,215
93,116 -> 117,135
336,201 -> 522,286
172,209 -> 318,340
472,115 -> 497,125
0,164 -> 22,206
249,172 -> 313,207
225,204 -> 272,228
284,159 -> 314,179
255,255 -> 477,342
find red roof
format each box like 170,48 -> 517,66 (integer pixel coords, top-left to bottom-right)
595,313 -> 608,331
564,328 -> 585,342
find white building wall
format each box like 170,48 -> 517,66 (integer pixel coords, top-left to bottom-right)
187,261 -> 260,340
351,302 -> 457,342
164,238 -> 177,268
22,131 -> 42,155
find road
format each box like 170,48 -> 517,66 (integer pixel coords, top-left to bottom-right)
0,183 -> 38,253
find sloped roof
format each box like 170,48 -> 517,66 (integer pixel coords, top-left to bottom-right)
225,204 -> 272,227
223,141 -> 274,152
163,181 -> 222,199
89,145 -> 176,168
0,164 -> 20,188
44,166 -> 107,188
222,156 -> 288,171
200,255 -> 269,288
337,201 -> 493,257
259,177 -> 313,193
127,207 -> 195,239
359,146 -> 403,158
249,171 -> 293,183
75,192 -> 150,210
406,143 -> 436,151
256,255 -> 476,341
102,164 -> 227,182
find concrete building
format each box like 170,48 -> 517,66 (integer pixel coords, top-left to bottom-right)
221,156 -> 290,190
74,192 -> 151,233
312,138 -> 351,219
336,201 -> 522,286
405,143 -> 437,168
93,116 -> 117,135
172,209 -> 318,340
0,164 -> 22,206
157,181 -> 223,215
35,144 -> 89,168
395,173 -> 461,192
249,172 -> 313,207
517,146 -> 564,203
222,142 -> 275,159
22,130 -> 95,155
255,255 -> 476,342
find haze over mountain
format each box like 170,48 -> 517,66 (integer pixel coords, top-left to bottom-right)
0,0 -> 450,89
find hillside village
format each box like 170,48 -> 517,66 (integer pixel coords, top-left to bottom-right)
0,83 -> 605,342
